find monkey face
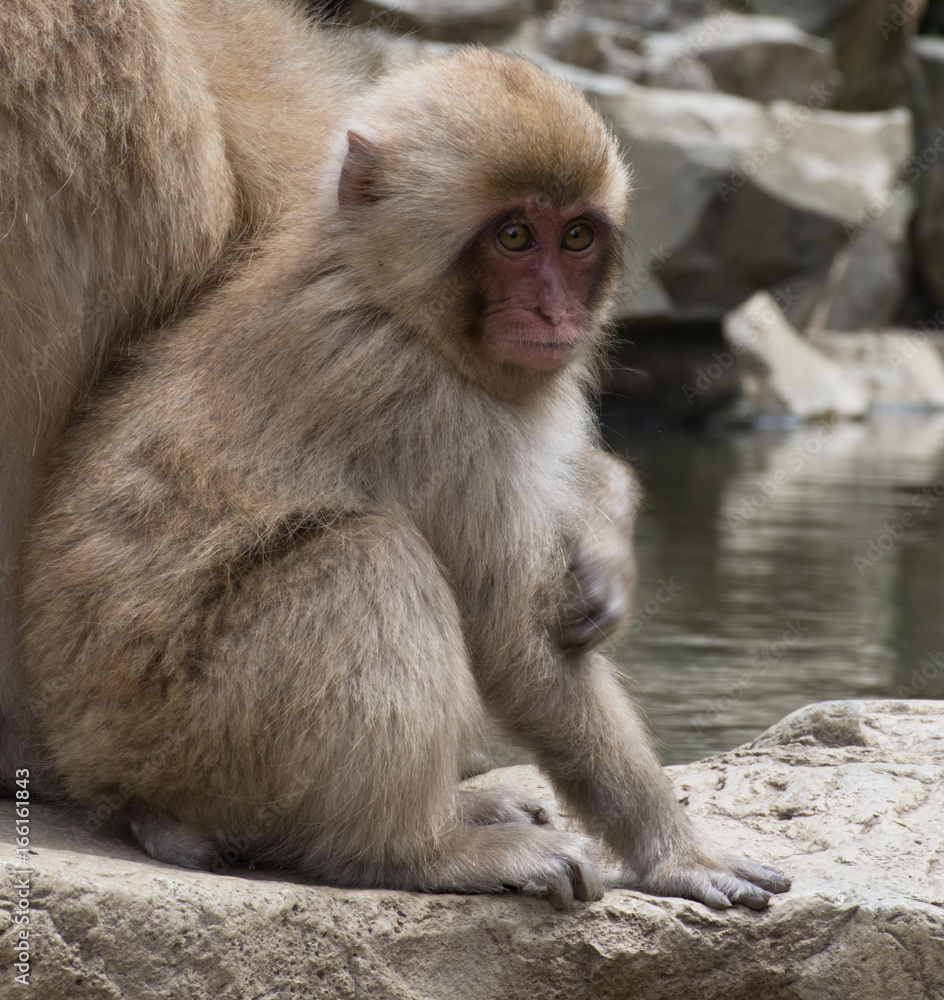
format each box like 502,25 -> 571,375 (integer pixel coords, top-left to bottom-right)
473,196 -> 617,372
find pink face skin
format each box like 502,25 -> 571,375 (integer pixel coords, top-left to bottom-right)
479,198 -> 608,371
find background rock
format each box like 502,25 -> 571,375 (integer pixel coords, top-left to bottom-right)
688,14 -> 839,105
745,0 -> 927,111
807,327 -> 944,409
3,700 -> 943,998
347,0 -> 537,43
722,292 -> 869,420
575,72 -> 915,330
347,0 -> 944,418
912,35 -> 944,311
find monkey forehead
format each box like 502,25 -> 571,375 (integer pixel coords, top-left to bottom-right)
359,48 -> 630,219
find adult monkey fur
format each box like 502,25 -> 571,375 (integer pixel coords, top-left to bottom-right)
3,3 -> 791,909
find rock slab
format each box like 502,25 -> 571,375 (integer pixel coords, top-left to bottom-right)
2,700 -> 944,999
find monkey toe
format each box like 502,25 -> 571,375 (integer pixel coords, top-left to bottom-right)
544,854 -> 603,910
725,856 -> 792,894
545,870 -> 575,910
570,853 -> 604,903
457,787 -> 556,827
731,884 -> 774,910
695,885 -> 733,910
527,832 -> 603,909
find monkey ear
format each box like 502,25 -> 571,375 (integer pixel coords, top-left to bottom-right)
338,130 -> 382,214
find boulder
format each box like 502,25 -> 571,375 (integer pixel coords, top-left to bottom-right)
686,13 -> 839,105
912,36 -> 944,308
346,0 -> 535,43
571,0 -> 721,32
538,16 -> 716,89
557,62 -> 914,327
721,291 -> 869,420
746,0 -> 925,111
741,0 -> 861,37
3,700 -> 944,999
807,328 -> 944,410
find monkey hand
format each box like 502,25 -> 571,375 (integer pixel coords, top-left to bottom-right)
622,849 -> 792,910
555,542 -> 631,657
556,452 -> 639,657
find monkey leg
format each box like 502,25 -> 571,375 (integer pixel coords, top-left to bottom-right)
118,515 -> 600,906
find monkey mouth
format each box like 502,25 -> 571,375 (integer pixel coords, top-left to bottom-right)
489,336 -> 577,370
486,316 -> 583,369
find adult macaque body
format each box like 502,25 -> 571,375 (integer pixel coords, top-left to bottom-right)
7,2 -> 790,909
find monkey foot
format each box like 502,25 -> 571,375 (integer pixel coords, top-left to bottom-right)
129,808 -> 218,871
456,786 -> 555,827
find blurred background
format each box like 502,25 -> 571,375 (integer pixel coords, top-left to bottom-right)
328,0 -> 944,763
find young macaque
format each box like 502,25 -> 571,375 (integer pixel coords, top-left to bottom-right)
9,4 -> 789,910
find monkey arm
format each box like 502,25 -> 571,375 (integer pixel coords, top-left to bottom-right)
481,646 -> 790,910
555,450 -> 640,656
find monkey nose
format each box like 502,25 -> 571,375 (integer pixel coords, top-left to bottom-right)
536,287 -> 567,326
537,302 -> 566,327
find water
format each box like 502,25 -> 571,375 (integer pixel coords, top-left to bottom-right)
604,413 -> 944,764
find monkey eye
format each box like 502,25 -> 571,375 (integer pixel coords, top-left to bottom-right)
497,224 -> 534,252
561,223 -> 593,251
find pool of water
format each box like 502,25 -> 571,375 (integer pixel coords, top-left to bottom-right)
604,412 -> 944,763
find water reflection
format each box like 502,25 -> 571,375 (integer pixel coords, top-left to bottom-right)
605,413 -> 944,764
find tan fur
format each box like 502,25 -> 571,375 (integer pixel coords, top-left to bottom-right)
8,5 -> 789,907
0,0 -> 363,781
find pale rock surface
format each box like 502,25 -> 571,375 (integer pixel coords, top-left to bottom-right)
746,0 -> 922,111
572,0 -> 721,33
722,291 -> 868,419
552,63 -> 914,327
686,13 -> 838,105
347,0 -> 535,43
807,328 -> 944,410
540,17 -> 717,90
741,0 -> 860,37
2,700 -> 944,998
912,35 -> 944,310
